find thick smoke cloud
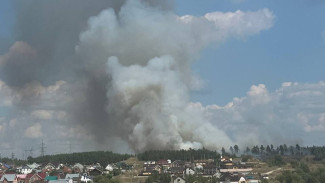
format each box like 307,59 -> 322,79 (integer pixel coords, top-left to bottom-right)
75,0 -> 274,151
0,0 -> 275,156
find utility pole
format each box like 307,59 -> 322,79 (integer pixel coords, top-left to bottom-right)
29,147 -> 33,158
24,149 -> 29,160
40,139 -> 46,157
69,142 -> 72,154
11,152 -> 15,160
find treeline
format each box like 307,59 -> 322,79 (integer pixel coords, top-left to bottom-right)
309,146 -> 325,161
137,148 -> 220,161
0,157 -> 27,166
221,144 -> 325,162
221,144 -> 304,156
28,151 -> 132,165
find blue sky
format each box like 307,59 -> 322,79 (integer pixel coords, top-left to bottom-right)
175,0 -> 325,105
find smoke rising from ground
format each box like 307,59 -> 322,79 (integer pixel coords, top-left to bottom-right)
0,0 -> 301,156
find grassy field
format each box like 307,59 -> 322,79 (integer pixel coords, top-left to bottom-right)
116,157 -> 148,183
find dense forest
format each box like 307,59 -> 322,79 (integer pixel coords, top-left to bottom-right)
27,151 -> 132,166
137,148 -> 220,161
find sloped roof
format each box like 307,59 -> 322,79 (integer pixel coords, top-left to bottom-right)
27,163 -> 40,169
37,172 -> 47,179
16,174 -> 27,179
26,173 -> 34,179
45,176 -> 58,180
22,165 -> 32,169
49,179 -> 70,183
65,173 -> 80,179
239,177 -> 246,181
0,174 -> 16,182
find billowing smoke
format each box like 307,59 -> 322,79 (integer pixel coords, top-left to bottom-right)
0,0 -> 276,155
74,0 -> 273,151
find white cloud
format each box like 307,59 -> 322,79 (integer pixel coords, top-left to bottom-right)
31,110 -> 53,120
0,80 -> 15,106
179,8 -> 274,40
24,123 -> 43,138
198,81 -> 325,147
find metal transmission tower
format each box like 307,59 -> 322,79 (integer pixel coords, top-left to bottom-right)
40,139 -> 46,157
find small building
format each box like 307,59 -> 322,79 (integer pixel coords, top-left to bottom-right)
16,174 -> 27,183
20,165 -> 33,174
170,176 -> 185,183
45,176 -> 58,181
0,174 -> 16,183
88,168 -> 103,177
65,174 -> 80,183
203,164 -> 217,175
72,164 -> 84,174
184,167 -> 195,175
81,175 -> 92,183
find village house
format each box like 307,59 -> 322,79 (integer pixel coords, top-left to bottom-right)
80,175 -> 92,183
220,156 -> 233,169
171,160 -> 185,168
42,163 -> 59,172
184,167 -> 195,175
170,176 -> 185,183
65,174 -> 80,183
19,165 -> 33,175
16,174 -> 27,183
88,167 -> 103,177
203,164 -> 217,175
142,164 -> 162,175
104,164 -> 117,174
72,164 -> 83,174
168,167 -> 184,174
48,180 -> 70,183
0,174 -> 15,183
25,172 -> 46,183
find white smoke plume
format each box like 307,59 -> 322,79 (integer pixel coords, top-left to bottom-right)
0,0 -> 277,156
75,0 -> 274,152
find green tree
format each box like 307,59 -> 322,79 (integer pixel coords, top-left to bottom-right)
234,145 -> 239,154
229,146 -> 234,154
260,145 -> 265,154
245,147 -> 250,154
280,145 -> 284,155
266,145 -> 271,154
221,147 -> 226,156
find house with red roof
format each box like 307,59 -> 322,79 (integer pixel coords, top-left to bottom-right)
25,172 -> 46,183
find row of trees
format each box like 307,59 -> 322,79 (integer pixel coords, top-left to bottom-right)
221,144 -> 307,156
137,148 -> 220,162
28,151 -> 132,165
309,146 -> 325,161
